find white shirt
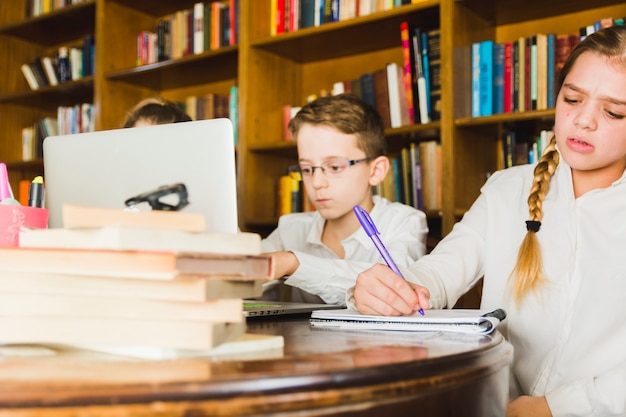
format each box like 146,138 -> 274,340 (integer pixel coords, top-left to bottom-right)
261,196 -> 428,305
390,158 -> 626,416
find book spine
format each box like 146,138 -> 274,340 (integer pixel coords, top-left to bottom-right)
478,40 -> 494,117
517,37 -> 525,112
400,21 -> 415,124
493,43 -> 504,115
547,33 -> 555,108
512,40 -> 520,112
412,27 -> 428,124
420,31 -> 431,121
426,29 -> 441,122
503,42 -> 513,114
372,67 -> 392,129
21,63 -> 40,90
193,2 -> 204,54
530,35 -> 538,110
471,42 -> 480,117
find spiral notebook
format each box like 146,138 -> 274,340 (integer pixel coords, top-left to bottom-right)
309,308 -> 506,335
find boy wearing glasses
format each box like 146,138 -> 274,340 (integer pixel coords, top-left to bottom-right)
261,94 -> 428,305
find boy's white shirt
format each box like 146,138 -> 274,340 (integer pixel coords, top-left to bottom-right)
261,195 -> 428,305
355,158 -> 626,417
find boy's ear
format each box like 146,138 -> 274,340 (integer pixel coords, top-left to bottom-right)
368,156 -> 390,186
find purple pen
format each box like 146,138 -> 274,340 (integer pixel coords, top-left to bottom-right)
353,205 -> 425,316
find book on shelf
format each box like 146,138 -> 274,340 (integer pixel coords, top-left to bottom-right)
359,72 -> 376,109
547,33 -> 556,108
493,43 -> 505,115
513,36 -> 526,112
309,308 -> 506,335
372,67 -> 392,129
0,246 -> 273,280
502,42 -> 513,114
535,33 -> 548,110
419,140 -> 441,211
400,21 -> 416,124
409,142 -> 423,210
32,57 -> 51,88
0,270 -> 264,302
426,29 -> 441,121
479,40 -> 494,117
299,0 -> 317,29
41,56 -> 59,86
20,63 -> 39,90
529,35 -> 538,110
471,42 -> 480,117
386,62 -> 411,128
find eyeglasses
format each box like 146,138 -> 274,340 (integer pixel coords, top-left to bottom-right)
292,157 -> 372,177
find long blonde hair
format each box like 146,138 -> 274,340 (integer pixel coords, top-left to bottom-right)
508,25 -> 626,304
509,137 -> 559,304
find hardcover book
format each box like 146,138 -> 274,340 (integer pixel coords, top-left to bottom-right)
0,246 -> 273,280
0,270 -> 264,302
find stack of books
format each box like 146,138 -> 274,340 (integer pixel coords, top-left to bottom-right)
0,206 -> 274,356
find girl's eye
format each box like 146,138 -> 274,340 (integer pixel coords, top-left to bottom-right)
606,110 -> 625,120
563,97 -> 579,104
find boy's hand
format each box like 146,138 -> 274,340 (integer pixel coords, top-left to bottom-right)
267,251 -> 300,280
507,396 -> 551,417
353,263 -> 429,316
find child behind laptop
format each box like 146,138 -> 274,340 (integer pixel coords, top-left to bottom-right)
261,94 -> 428,305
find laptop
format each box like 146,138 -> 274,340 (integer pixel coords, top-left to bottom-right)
243,300 -> 345,318
43,118 -> 238,233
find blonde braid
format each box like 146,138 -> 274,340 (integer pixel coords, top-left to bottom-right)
509,137 -> 559,305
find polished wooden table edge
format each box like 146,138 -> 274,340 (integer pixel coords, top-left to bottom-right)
0,317 -> 513,410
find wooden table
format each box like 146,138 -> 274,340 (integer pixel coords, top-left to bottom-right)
0,316 -> 512,417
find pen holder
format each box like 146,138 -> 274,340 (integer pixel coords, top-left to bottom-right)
0,205 -> 49,247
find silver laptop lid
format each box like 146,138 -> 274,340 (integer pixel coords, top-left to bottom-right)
43,118 -> 238,233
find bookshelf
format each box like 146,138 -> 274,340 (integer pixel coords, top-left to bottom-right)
1,0 -> 625,244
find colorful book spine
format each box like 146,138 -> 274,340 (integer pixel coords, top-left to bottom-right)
400,21 -> 416,124
503,42 -> 513,113
471,42 -> 481,117
479,40 -> 494,117
493,42 -> 504,115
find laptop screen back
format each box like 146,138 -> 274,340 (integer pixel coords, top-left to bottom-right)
43,118 -> 238,233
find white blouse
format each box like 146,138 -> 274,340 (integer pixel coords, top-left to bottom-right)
395,157 -> 626,416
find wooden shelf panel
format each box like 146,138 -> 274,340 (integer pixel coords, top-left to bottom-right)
0,77 -> 94,111
455,109 -> 555,127
105,48 -> 238,90
460,0 -> 622,26
251,2 -> 440,63
0,1 -> 95,46
106,0 -> 205,18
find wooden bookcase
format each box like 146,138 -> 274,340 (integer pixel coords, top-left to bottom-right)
1,0 -> 624,241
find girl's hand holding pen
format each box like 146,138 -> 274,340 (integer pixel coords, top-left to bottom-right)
353,263 -> 430,316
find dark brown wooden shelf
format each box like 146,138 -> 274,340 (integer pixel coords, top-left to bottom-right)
0,77 -> 94,111
460,0 -> 622,26
105,47 -> 238,90
106,0 -> 204,17
251,2 -> 440,62
455,109 -> 556,127
0,1 -> 95,46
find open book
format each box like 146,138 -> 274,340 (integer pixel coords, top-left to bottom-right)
309,308 -> 506,335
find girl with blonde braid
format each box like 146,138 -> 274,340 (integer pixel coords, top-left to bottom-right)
350,25 -> 626,417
